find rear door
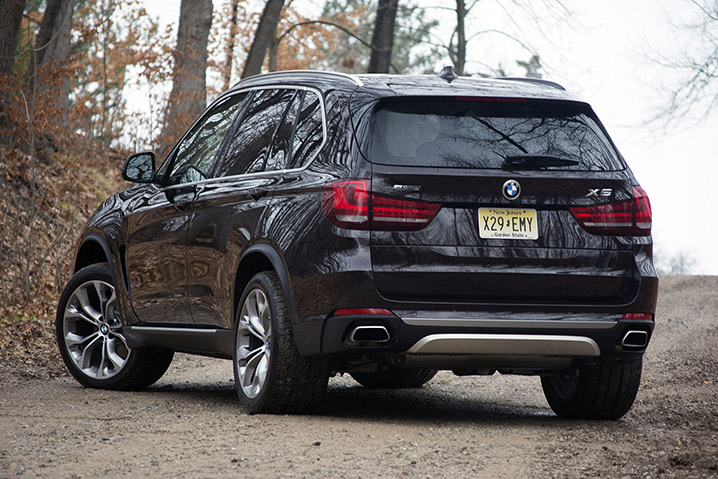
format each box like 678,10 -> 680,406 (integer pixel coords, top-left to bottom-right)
186,88 -> 299,327
365,97 -> 642,305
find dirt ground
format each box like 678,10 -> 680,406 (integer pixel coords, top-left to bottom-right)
1,275 -> 716,478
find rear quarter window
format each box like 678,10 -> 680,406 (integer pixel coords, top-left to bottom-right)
366,98 -> 625,171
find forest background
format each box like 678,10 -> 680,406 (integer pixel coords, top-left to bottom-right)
0,0 -> 716,327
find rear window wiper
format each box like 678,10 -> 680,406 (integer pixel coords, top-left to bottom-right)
502,155 -> 580,170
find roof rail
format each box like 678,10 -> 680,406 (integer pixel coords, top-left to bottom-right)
240,70 -> 364,87
496,77 -> 566,91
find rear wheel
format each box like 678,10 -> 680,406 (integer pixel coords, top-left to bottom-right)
541,358 -> 643,419
233,271 -> 328,414
351,368 -> 437,389
56,263 -> 174,390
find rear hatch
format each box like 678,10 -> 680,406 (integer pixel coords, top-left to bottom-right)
360,97 -> 647,305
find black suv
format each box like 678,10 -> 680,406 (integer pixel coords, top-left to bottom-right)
56,70 -> 658,418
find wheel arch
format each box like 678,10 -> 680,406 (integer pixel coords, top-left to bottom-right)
74,233 -> 113,273
234,244 -> 296,325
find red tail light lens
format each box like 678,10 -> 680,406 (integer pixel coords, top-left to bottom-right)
372,195 -> 441,229
570,187 -> 652,236
633,187 -> 652,232
322,180 -> 441,231
332,308 -> 394,316
321,180 -> 370,229
622,313 -> 653,320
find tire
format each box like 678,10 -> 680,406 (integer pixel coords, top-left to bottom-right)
541,358 -> 643,420
351,368 -> 438,389
233,271 -> 328,414
56,263 -> 174,391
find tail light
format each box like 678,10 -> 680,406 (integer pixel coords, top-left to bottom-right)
570,187 -> 652,236
322,179 -> 441,231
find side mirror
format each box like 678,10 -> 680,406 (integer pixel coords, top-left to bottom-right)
122,152 -> 156,183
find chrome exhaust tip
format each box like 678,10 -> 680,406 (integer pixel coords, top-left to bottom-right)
622,330 -> 649,348
348,325 -> 391,343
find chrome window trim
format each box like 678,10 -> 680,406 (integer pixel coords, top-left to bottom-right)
240,69 -> 363,87
160,84 -> 329,192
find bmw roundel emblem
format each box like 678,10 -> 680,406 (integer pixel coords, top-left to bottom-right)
502,179 -> 521,200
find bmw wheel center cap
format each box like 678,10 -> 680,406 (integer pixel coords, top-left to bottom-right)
503,179 -> 521,200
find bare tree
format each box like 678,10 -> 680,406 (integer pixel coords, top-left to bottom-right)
318,0 -> 437,74
427,0 -> 572,77
655,248 -> 697,276
242,0 -> 286,79
368,0 -> 399,73
160,0 -> 213,153
223,0 -> 241,91
0,0 -> 26,79
651,0 -> 718,123
454,0 -> 467,75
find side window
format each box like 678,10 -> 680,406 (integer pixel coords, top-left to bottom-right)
217,89 -> 295,177
266,91 -> 301,171
166,93 -> 247,186
289,91 -> 324,169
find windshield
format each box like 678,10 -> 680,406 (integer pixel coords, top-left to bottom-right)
367,98 -> 624,171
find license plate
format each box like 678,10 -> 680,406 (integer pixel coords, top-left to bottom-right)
478,208 -> 538,240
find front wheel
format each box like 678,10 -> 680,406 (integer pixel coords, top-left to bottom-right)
541,358 -> 643,420
56,263 -> 174,390
233,271 -> 328,414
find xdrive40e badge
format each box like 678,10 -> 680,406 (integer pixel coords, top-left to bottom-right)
503,179 -> 521,200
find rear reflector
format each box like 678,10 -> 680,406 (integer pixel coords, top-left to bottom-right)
622,313 -> 653,320
570,187 -> 652,236
332,308 -> 394,316
322,179 -> 440,231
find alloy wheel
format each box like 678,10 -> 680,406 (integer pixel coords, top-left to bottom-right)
235,288 -> 272,399
62,280 -> 130,379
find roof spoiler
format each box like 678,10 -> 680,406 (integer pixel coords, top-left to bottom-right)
496,77 -> 566,91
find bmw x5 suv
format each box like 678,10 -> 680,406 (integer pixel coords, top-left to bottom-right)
56,70 -> 658,419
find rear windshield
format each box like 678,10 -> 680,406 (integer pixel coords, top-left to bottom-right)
366,98 -> 624,171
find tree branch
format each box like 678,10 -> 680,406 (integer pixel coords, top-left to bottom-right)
276,19 -> 400,73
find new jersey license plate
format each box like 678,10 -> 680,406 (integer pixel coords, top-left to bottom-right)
478,208 -> 538,240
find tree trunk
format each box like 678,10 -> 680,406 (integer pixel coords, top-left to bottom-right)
0,0 -> 26,79
368,0 -> 398,74
241,0 -> 286,79
27,0 -> 75,122
160,0 -> 213,154
268,36 -> 279,72
223,0 -> 240,91
455,0 -> 466,76
33,0 -> 75,68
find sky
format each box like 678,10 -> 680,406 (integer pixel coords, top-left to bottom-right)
143,0 -> 718,274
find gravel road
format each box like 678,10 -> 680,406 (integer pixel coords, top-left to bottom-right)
1,275 -> 716,478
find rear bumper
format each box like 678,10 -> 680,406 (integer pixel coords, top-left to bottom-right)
297,313 -> 654,370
